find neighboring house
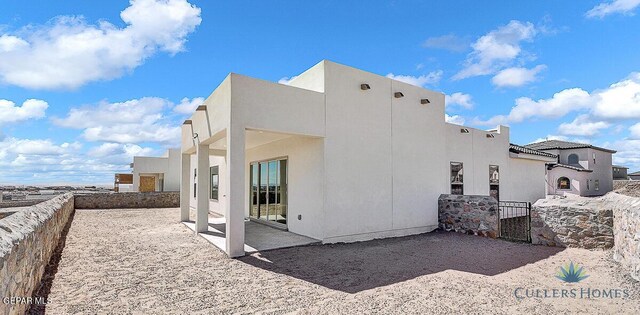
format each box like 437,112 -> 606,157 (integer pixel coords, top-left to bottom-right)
612,165 -> 629,180
131,149 -> 181,192
180,60 -> 556,257
630,171 -> 640,181
525,140 -> 616,197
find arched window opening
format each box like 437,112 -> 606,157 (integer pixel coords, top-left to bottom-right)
568,154 -> 579,165
557,177 -> 570,190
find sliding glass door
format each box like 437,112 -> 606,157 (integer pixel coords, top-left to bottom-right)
250,158 -> 287,227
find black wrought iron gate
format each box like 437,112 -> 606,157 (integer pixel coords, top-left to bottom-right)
498,201 -> 531,242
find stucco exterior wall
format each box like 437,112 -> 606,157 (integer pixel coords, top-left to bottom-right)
132,149 -> 181,192
544,148 -> 613,197
244,136 -> 325,240
506,157 -> 549,202
444,124 -> 548,203
189,155 -> 226,216
321,62 -> 449,242
181,60 -> 552,246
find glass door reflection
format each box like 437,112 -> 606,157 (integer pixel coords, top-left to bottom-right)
249,159 -> 287,227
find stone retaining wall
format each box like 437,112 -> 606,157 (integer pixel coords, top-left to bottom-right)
0,200 -> 48,209
613,180 -> 640,198
531,196 -> 614,249
606,193 -> 640,281
0,193 -> 74,315
74,192 -> 180,209
438,194 -> 498,238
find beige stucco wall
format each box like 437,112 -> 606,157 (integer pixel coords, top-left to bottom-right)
244,136 -> 325,240
132,149 -> 181,192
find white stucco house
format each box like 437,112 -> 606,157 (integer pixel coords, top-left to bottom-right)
131,149 -> 181,192
180,60 -> 556,257
524,140 -> 616,197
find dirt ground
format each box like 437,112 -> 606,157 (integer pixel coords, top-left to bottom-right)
37,208 -> 638,314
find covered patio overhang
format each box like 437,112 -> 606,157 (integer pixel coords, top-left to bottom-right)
180,123 -> 323,257
179,73 -> 326,257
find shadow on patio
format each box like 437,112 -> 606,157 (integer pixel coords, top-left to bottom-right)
238,230 -> 564,293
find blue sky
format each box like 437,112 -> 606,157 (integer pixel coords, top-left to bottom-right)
1,0 -> 640,185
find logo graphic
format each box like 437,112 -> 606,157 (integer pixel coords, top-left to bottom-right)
556,262 -> 589,283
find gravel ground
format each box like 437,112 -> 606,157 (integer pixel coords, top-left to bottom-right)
40,208 -> 638,314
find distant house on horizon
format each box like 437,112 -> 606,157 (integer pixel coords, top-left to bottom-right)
613,165 -> 629,180
129,149 -> 181,192
525,140 -> 615,197
629,170 -> 640,181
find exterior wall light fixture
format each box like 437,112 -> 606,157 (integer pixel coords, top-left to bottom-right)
394,92 -> 404,98
460,128 -> 470,133
486,133 -> 495,138
361,83 -> 371,90
196,105 -> 207,111
420,98 -> 430,104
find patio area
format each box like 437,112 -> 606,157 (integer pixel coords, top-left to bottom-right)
35,207 -> 639,314
182,214 -> 319,253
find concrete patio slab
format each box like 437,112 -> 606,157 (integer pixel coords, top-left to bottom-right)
182,216 -> 320,255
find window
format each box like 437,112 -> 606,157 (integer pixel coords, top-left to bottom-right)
210,166 -> 219,200
489,165 -> 499,201
557,177 -> 570,190
568,154 -> 579,165
193,168 -> 197,198
595,179 -> 599,191
450,162 -> 464,195
587,179 -> 590,190
593,153 -> 596,164
249,159 -> 288,225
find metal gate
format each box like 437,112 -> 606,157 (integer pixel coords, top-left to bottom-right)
498,201 -> 531,242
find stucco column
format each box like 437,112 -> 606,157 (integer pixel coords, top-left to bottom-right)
196,144 -> 209,233
225,128 -> 246,257
180,153 -> 191,222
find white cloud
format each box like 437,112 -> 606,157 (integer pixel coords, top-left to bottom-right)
386,70 -> 443,87
0,0 -> 201,90
0,136 -> 149,185
586,0 -> 640,18
278,76 -> 298,85
591,73 -> 640,119
52,97 -> 181,145
87,143 -> 156,164
423,34 -> 470,52
491,65 -> 546,87
480,72 -> 640,125
445,92 -> 474,109
0,35 -> 28,52
453,20 -> 537,80
0,99 -> 48,125
445,114 -> 465,125
474,88 -> 593,126
630,123 -> 640,139
608,139 -> 640,171
173,97 -> 205,114
557,115 -> 610,137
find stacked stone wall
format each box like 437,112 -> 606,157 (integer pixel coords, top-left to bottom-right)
438,194 -> 499,238
75,192 -> 179,209
0,193 -> 74,315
